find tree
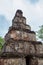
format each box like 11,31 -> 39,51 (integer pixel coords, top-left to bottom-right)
0,37 -> 5,50
0,43 -> 2,50
37,25 -> 43,41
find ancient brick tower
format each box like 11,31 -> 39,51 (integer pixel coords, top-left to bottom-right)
0,10 -> 43,65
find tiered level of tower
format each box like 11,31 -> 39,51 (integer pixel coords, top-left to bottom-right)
0,10 -> 43,65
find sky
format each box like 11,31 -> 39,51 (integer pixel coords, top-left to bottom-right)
0,0 -> 43,37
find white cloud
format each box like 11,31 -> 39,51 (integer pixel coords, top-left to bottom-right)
0,0 -> 13,20
0,0 -> 43,31
21,0 -> 43,31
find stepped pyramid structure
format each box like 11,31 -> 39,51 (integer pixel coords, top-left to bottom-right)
0,10 -> 43,65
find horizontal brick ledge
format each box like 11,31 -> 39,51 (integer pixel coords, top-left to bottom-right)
5,38 -> 42,45
8,26 -> 35,34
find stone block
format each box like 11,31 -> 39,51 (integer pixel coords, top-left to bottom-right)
12,16 -> 26,25
30,57 -> 43,65
2,40 -> 42,57
35,44 -> 43,55
5,30 -> 36,41
0,58 -> 26,65
26,25 -> 31,30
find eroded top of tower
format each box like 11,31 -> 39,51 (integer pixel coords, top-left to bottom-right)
16,10 -> 23,14
15,9 -> 23,17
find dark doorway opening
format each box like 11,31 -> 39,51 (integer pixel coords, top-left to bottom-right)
25,55 -> 32,65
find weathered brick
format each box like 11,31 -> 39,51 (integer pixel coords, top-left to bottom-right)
5,30 -> 36,41
0,58 -> 26,65
30,57 -> 43,65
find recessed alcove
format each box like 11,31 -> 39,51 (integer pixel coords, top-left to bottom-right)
25,55 -> 32,65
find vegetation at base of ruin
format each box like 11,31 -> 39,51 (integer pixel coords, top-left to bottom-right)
37,25 -> 43,42
0,37 -> 5,50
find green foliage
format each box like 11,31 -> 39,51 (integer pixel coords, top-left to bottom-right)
37,25 -> 43,41
0,43 -> 2,49
0,37 -> 5,50
0,37 -> 4,44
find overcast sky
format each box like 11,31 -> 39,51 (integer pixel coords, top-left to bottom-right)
0,0 -> 43,37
